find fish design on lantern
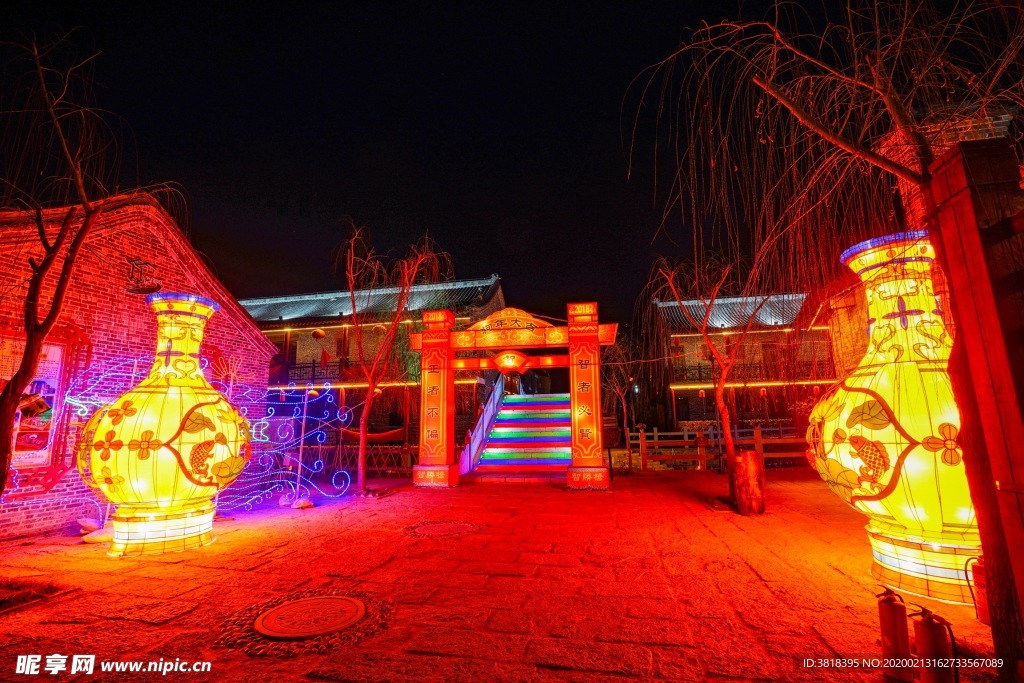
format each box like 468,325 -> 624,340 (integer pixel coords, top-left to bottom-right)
807,231 -> 979,603
78,293 -> 251,557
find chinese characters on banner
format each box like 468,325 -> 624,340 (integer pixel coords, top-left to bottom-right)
567,302 -> 608,488
413,310 -> 458,486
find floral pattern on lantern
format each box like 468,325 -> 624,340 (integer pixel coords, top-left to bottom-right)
78,293 -> 251,557
807,231 -> 979,603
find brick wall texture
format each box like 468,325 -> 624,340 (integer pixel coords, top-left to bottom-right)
0,195 -> 276,539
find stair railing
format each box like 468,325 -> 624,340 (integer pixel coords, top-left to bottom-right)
459,373 -> 505,476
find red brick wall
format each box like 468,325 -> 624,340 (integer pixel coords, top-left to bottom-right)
0,196 -> 276,539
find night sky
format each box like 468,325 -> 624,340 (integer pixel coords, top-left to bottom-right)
2,1 -> 756,323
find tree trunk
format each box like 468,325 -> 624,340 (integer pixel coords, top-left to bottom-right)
620,393 -> 632,470
716,380 -> 738,503
357,391 -> 374,494
734,448 -> 765,515
0,335 -> 46,494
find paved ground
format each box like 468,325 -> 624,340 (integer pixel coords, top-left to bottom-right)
0,469 -> 998,682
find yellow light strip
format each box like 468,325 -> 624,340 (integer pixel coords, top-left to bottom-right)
669,378 -> 834,390
273,317 -> 472,333
670,325 -> 829,339
268,378 -> 479,390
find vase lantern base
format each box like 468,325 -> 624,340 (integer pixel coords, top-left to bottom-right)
108,501 -> 216,557
868,528 -> 981,604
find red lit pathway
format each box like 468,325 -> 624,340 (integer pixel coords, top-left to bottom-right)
0,470 -> 996,682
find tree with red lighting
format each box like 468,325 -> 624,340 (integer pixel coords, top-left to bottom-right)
0,40 -> 130,498
654,250 -> 777,515
340,226 -> 451,494
601,336 -> 643,470
639,0 -> 1024,672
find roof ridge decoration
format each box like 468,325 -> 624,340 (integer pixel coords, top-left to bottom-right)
468,307 -> 552,332
239,275 -> 502,323
238,274 -> 499,306
654,292 -> 808,331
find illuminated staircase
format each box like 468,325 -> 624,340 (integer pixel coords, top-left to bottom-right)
474,393 -> 572,475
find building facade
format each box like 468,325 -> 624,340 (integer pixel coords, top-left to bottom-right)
654,294 -> 838,433
239,275 -> 506,442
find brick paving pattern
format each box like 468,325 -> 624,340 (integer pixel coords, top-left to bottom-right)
0,469 -> 997,682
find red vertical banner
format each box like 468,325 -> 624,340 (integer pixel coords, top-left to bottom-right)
567,302 -> 609,489
413,309 -> 459,487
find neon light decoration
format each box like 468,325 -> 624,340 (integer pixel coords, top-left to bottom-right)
808,231 -> 979,603
78,293 -> 251,556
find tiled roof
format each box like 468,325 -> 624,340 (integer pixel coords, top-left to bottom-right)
239,274 -> 501,324
654,293 -> 807,331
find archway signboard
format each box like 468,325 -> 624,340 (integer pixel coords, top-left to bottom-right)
409,303 -> 617,489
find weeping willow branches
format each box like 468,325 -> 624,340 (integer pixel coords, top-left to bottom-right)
633,0 -> 1024,293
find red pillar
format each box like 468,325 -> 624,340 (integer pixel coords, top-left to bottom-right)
566,302 -> 610,489
413,310 -> 458,487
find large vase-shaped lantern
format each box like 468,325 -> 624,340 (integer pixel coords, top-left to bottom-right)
807,231 -> 979,603
79,293 -> 250,557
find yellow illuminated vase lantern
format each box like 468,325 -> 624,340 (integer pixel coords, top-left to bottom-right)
78,293 -> 250,557
807,231 -> 978,603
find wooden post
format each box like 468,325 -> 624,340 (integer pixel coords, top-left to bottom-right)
930,140 -> 1024,669
639,427 -> 648,472
696,431 -> 708,471
402,385 -> 411,446
625,426 -> 633,472
754,425 -> 764,460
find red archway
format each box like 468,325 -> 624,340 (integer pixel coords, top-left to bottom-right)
409,303 -> 617,489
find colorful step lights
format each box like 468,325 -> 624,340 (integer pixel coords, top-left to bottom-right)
474,393 -> 572,473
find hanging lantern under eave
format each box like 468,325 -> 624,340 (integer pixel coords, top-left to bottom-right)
807,231 -> 979,603
78,293 -> 251,557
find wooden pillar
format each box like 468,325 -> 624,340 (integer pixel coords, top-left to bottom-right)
930,140 -> 1024,654
401,385 -> 411,446
566,302 -> 610,489
670,388 -> 678,430
639,427 -> 648,472
413,309 -> 458,487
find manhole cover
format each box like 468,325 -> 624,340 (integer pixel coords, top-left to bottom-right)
404,520 -> 482,538
254,596 -> 365,640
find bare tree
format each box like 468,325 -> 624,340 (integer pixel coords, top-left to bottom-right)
654,252 -> 775,515
636,0 -> 1024,672
601,336 -> 643,470
340,226 -> 450,494
0,39 -> 122,498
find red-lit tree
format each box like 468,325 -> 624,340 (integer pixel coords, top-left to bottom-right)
340,226 -> 451,494
601,336 -> 643,469
638,0 -> 1024,671
653,249 -> 778,515
0,40 -> 125,498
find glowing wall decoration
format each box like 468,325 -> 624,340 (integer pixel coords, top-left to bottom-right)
78,293 -> 251,556
807,231 -> 979,603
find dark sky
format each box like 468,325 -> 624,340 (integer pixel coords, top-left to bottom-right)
3,1 -> 751,323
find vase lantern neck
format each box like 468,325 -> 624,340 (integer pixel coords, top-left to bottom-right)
840,230 -> 950,365
142,293 -> 220,385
